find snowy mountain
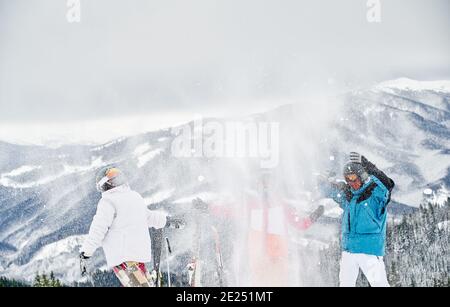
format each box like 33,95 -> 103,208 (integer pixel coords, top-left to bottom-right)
357,78 -> 450,204
0,78 -> 449,283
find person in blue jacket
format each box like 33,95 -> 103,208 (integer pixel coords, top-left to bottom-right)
320,152 -> 395,287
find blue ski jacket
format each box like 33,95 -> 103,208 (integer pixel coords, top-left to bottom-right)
323,159 -> 395,256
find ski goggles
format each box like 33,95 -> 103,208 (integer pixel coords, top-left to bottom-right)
96,176 -> 110,192
345,173 -> 359,183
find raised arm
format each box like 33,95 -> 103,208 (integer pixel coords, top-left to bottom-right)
361,155 -> 395,192
318,176 -> 351,209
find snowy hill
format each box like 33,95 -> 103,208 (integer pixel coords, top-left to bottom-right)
364,79 -> 450,204
0,79 -> 449,283
375,78 -> 450,97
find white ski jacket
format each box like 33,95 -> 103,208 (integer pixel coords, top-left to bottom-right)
81,185 -> 167,267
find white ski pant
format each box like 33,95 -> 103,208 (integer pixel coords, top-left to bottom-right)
339,251 -> 390,287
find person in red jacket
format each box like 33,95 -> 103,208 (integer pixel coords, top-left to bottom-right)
245,172 -> 324,286
189,170 -> 324,286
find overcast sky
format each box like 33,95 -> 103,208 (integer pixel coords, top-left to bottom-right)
0,0 -> 449,141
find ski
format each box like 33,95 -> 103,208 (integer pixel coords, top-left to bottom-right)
150,227 -> 163,287
210,225 -> 226,287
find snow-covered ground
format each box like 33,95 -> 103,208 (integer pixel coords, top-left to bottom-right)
0,78 -> 448,284
0,113 -> 197,148
136,148 -> 164,168
2,235 -> 86,283
437,220 -> 449,231
376,78 -> 450,93
0,157 -> 105,188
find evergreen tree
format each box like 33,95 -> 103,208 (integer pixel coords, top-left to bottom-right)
33,274 -> 42,287
0,276 -> 29,287
33,272 -> 63,287
49,272 -> 62,287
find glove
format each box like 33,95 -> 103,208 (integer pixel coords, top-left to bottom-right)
349,152 -> 362,163
79,252 -> 90,276
165,216 -> 186,229
360,155 -> 369,167
309,205 -> 324,223
350,152 -> 372,172
80,252 -> 90,259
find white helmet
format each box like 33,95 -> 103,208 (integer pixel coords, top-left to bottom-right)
95,166 -> 127,192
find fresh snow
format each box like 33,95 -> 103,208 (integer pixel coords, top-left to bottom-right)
437,221 -> 449,231
90,137 -> 127,152
290,237 -> 330,250
414,151 -> 450,184
0,166 -> 42,187
375,78 -> 450,94
143,188 -> 175,205
33,235 -> 85,262
173,192 -> 218,204
133,142 -> 164,168
133,143 -> 152,156
0,157 -> 105,188
2,165 -> 42,177
423,188 -> 433,195
424,186 -> 450,206
3,235 -> 86,283
137,148 -> 163,168
323,205 -> 344,219
62,156 -> 104,174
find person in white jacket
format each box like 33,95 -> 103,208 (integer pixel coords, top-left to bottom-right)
80,166 -> 168,287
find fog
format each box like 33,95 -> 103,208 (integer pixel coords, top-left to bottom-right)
0,0 -> 449,144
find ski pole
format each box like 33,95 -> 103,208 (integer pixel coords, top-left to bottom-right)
165,237 -> 172,287
80,258 -> 96,287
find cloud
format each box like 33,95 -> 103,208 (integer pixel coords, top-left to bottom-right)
0,0 -> 449,124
